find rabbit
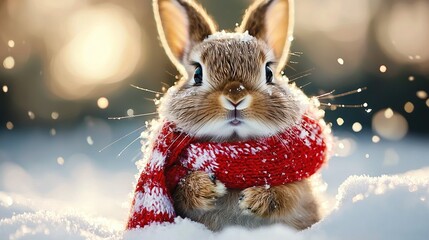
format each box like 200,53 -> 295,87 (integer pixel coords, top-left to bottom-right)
152,0 -> 321,231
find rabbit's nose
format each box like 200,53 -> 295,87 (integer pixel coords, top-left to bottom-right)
221,81 -> 251,110
222,81 -> 248,103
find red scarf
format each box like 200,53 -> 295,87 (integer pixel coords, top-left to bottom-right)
127,114 -> 330,229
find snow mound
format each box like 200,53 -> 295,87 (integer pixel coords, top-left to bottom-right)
1,169 -> 428,240
0,211 -> 121,240
304,170 -> 429,240
123,218 -> 303,240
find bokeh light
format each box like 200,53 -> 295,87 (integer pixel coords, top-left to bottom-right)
2,85 -> 8,93
21,0 -> 83,17
127,109 -> 134,116
3,56 -> 15,69
372,108 -> 409,140
352,122 -> 363,132
6,121 -> 14,130
404,102 -> 414,113
49,3 -> 142,100
51,112 -> 59,120
383,148 -> 400,166
294,0 -> 372,82
336,118 -> 344,126
86,136 -> 94,146
50,128 -> 56,136
416,91 -> 427,99
379,65 -> 387,73
372,135 -> 381,143
97,97 -> 109,109
376,0 -> 429,65
334,138 -> 356,157
296,0 -> 371,41
384,108 -> 394,119
27,111 -> 35,120
57,157 -> 65,165
7,40 -> 15,48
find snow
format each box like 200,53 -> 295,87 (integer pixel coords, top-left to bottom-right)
1,167 -> 428,239
124,169 -> 429,240
1,130 -> 429,239
306,171 -> 429,240
206,30 -> 255,42
0,209 -> 122,240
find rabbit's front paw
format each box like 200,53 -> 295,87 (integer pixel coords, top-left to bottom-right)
239,185 -> 297,218
174,171 -> 226,211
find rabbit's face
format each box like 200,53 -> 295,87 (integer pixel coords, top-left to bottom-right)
162,33 -> 305,140
154,0 -> 299,140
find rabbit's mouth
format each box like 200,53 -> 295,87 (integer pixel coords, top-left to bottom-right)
227,110 -> 243,126
229,119 -> 241,126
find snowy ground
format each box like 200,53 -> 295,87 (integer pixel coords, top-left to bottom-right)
0,125 -> 428,240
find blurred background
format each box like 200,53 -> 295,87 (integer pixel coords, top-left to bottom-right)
0,0 -> 428,224
1,0 -> 428,136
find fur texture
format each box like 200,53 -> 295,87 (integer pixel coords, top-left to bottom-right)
161,36 -> 303,140
174,171 -> 320,231
152,0 -> 322,231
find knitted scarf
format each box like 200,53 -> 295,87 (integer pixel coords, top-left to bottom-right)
126,114 -> 330,229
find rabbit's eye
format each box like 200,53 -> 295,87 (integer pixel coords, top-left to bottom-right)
265,63 -> 274,85
193,64 -> 203,86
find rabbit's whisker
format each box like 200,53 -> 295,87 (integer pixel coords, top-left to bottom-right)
165,71 -> 178,78
161,82 -> 172,88
289,72 -> 312,82
315,90 -> 336,99
145,97 -> 159,103
130,84 -> 164,95
165,132 -> 186,153
289,51 -> 303,57
287,68 -> 315,83
108,112 -> 158,120
285,63 -> 297,71
99,125 -> 146,153
299,82 -> 312,89
117,136 -> 142,157
317,87 -> 367,100
263,122 -> 291,152
157,128 -> 176,145
319,102 -> 367,108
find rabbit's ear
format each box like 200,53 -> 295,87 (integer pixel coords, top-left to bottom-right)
153,0 -> 217,75
238,0 -> 294,74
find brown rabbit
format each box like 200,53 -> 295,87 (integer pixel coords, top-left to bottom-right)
153,0 -> 321,231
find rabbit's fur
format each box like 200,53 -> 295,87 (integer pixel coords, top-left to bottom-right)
153,0 -> 321,231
